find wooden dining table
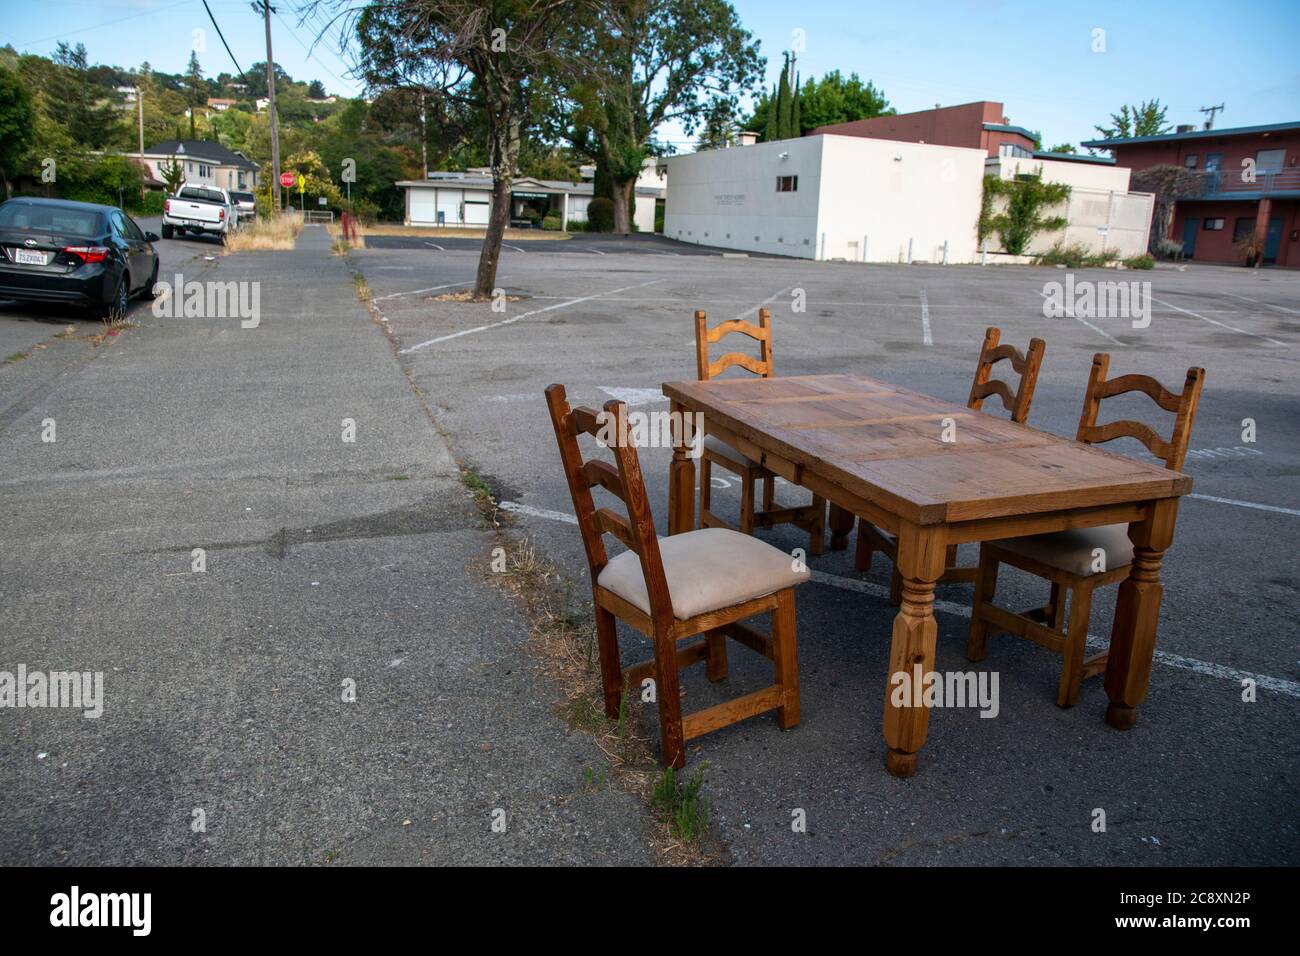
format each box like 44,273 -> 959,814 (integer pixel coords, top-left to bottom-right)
662,373 -> 1191,777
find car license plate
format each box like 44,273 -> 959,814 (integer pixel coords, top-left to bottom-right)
14,248 -> 48,265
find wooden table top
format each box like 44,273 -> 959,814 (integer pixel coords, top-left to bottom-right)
662,373 -> 1190,525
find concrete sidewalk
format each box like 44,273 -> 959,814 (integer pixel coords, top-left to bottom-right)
0,224 -> 652,865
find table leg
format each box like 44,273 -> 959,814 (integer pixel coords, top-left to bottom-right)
1104,499 -> 1177,730
828,503 -> 854,550
882,522 -> 947,777
668,400 -> 696,535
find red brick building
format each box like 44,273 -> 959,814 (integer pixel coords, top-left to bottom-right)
811,101 -> 1042,159
1083,122 -> 1300,267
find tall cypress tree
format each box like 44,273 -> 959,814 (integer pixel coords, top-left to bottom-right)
776,53 -> 792,139
791,71 -> 801,137
764,82 -> 778,142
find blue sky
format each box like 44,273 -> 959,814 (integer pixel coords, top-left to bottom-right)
1,0 -> 1296,151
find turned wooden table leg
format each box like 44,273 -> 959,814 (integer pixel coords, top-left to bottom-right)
828,503 -> 855,550
668,400 -> 696,535
1104,499 -> 1177,730
882,522 -> 947,777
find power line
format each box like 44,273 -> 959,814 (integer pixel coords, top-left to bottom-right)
271,6 -> 353,90
201,0 -> 248,82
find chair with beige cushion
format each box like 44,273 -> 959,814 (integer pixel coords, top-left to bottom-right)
854,326 -> 1046,603
694,308 -> 826,554
545,384 -> 809,769
967,354 -> 1205,706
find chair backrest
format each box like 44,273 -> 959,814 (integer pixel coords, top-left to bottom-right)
695,308 -> 773,380
967,326 -> 1046,424
545,384 -> 674,623
1075,353 -> 1205,471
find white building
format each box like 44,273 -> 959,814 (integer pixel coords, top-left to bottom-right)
664,135 -> 1153,262
398,172 -> 660,231
130,140 -> 259,192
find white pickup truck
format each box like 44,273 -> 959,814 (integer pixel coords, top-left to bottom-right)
162,184 -> 239,242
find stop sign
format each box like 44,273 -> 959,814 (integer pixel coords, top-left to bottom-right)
279,172 -> 295,188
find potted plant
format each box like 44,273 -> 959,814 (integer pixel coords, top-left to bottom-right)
1235,231 -> 1265,268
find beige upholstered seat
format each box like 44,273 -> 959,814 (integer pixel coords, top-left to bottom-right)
598,527 -> 809,619
703,433 -> 756,467
995,524 -> 1134,576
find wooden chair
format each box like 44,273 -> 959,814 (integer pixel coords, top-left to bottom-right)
855,327 -> 1046,603
545,384 -> 809,768
694,308 -> 826,554
967,355 -> 1205,706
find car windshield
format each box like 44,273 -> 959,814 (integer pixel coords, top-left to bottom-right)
178,187 -> 227,203
231,192 -> 255,203
0,202 -> 103,237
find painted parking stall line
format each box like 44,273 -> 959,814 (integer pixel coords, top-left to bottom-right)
498,500 -> 1300,698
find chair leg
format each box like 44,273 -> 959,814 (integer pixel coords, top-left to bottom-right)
889,567 -> 903,606
945,544 -> 959,570
705,629 -> 728,682
1046,582 -> 1066,630
595,606 -> 623,719
739,469 -> 756,534
967,546 -> 999,661
807,495 -> 826,555
762,473 -> 775,511
772,588 -> 800,729
651,624 -> 685,768
1058,583 -> 1094,708
854,518 -> 873,571
698,456 -> 712,529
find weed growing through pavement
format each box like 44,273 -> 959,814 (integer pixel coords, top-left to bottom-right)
650,764 -> 710,846
223,213 -> 304,252
352,272 -> 372,303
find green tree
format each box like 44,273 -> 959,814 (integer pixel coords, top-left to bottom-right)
1045,143 -> 1076,154
184,51 -> 205,139
0,66 -> 34,197
49,42 -> 123,149
979,171 -> 1071,255
775,53 -> 793,139
558,0 -> 764,232
746,69 -> 891,137
307,79 -> 327,99
1094,99 -> 1171,141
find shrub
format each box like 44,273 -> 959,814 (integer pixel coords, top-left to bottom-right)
126,190 -> 166,217
58,155 -> 144,208
979,172 -> 1071,255
1122,253 -> 1155,270
541,214 -> 562,231
1036,242 -> 1112,268
565,219 -> 589,232
1155,237 -> 1183,260
586,196 -> 615,232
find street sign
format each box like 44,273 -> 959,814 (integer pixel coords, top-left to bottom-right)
280,172 -> 295,188
318,196 -> 327,206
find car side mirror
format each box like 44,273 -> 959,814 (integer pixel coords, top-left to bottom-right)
144,232 -> 160,242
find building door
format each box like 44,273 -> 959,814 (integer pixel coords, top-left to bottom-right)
1263,217 -> 1284,263
1181,218 -> 1199,258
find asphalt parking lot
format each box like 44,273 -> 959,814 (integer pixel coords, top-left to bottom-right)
1,228 -> 1296,865
356,238 -> 1300,864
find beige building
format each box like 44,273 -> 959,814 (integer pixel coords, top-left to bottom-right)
131,140 -> 259,193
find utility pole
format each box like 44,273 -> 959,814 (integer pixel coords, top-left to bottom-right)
136,87 -> 145,202
1199,103 -> 1225,130
419,90 -> 428,179
261,0 -> 281,214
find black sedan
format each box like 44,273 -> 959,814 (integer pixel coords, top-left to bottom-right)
0,197 -> 160,318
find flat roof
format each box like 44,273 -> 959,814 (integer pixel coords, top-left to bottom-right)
397,176 -> 661,196
1032,150 -> 1116,165
1082,121 -> 1300,148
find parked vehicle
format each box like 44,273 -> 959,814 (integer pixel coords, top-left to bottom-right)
0,197 -> 159,318
230,190 -> 257,222
162,184 -> 238,241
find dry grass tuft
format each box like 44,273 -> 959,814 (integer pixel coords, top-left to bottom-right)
223,213 -> 304,252
487,536 -> 724,866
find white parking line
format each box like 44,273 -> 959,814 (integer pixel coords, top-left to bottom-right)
502,243 -> 527,254
498,500 -> 1300,698
1223,291 -> 1300,317
1150,295 -> 1287,346
1189,493 -> 1300,517
1035,290 -> 1122,344
584,247 -> 606,256
729,286 -> 793,322
375,280 -> 470,302
919,289 -> 933,346
399,278 -> 662,353
423,242 -> 445,251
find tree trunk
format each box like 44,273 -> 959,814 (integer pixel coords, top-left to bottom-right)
476,173 -> 512,298
611,176 -> 635,233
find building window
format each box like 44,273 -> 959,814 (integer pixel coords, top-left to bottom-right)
1233,218 -> 1255,241
776,175 -> 798,192
1256,148 -> 1285,173
1205,153 -> 1223,172
1183,154 -> 1198,169
1202,218 -> 1225,231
